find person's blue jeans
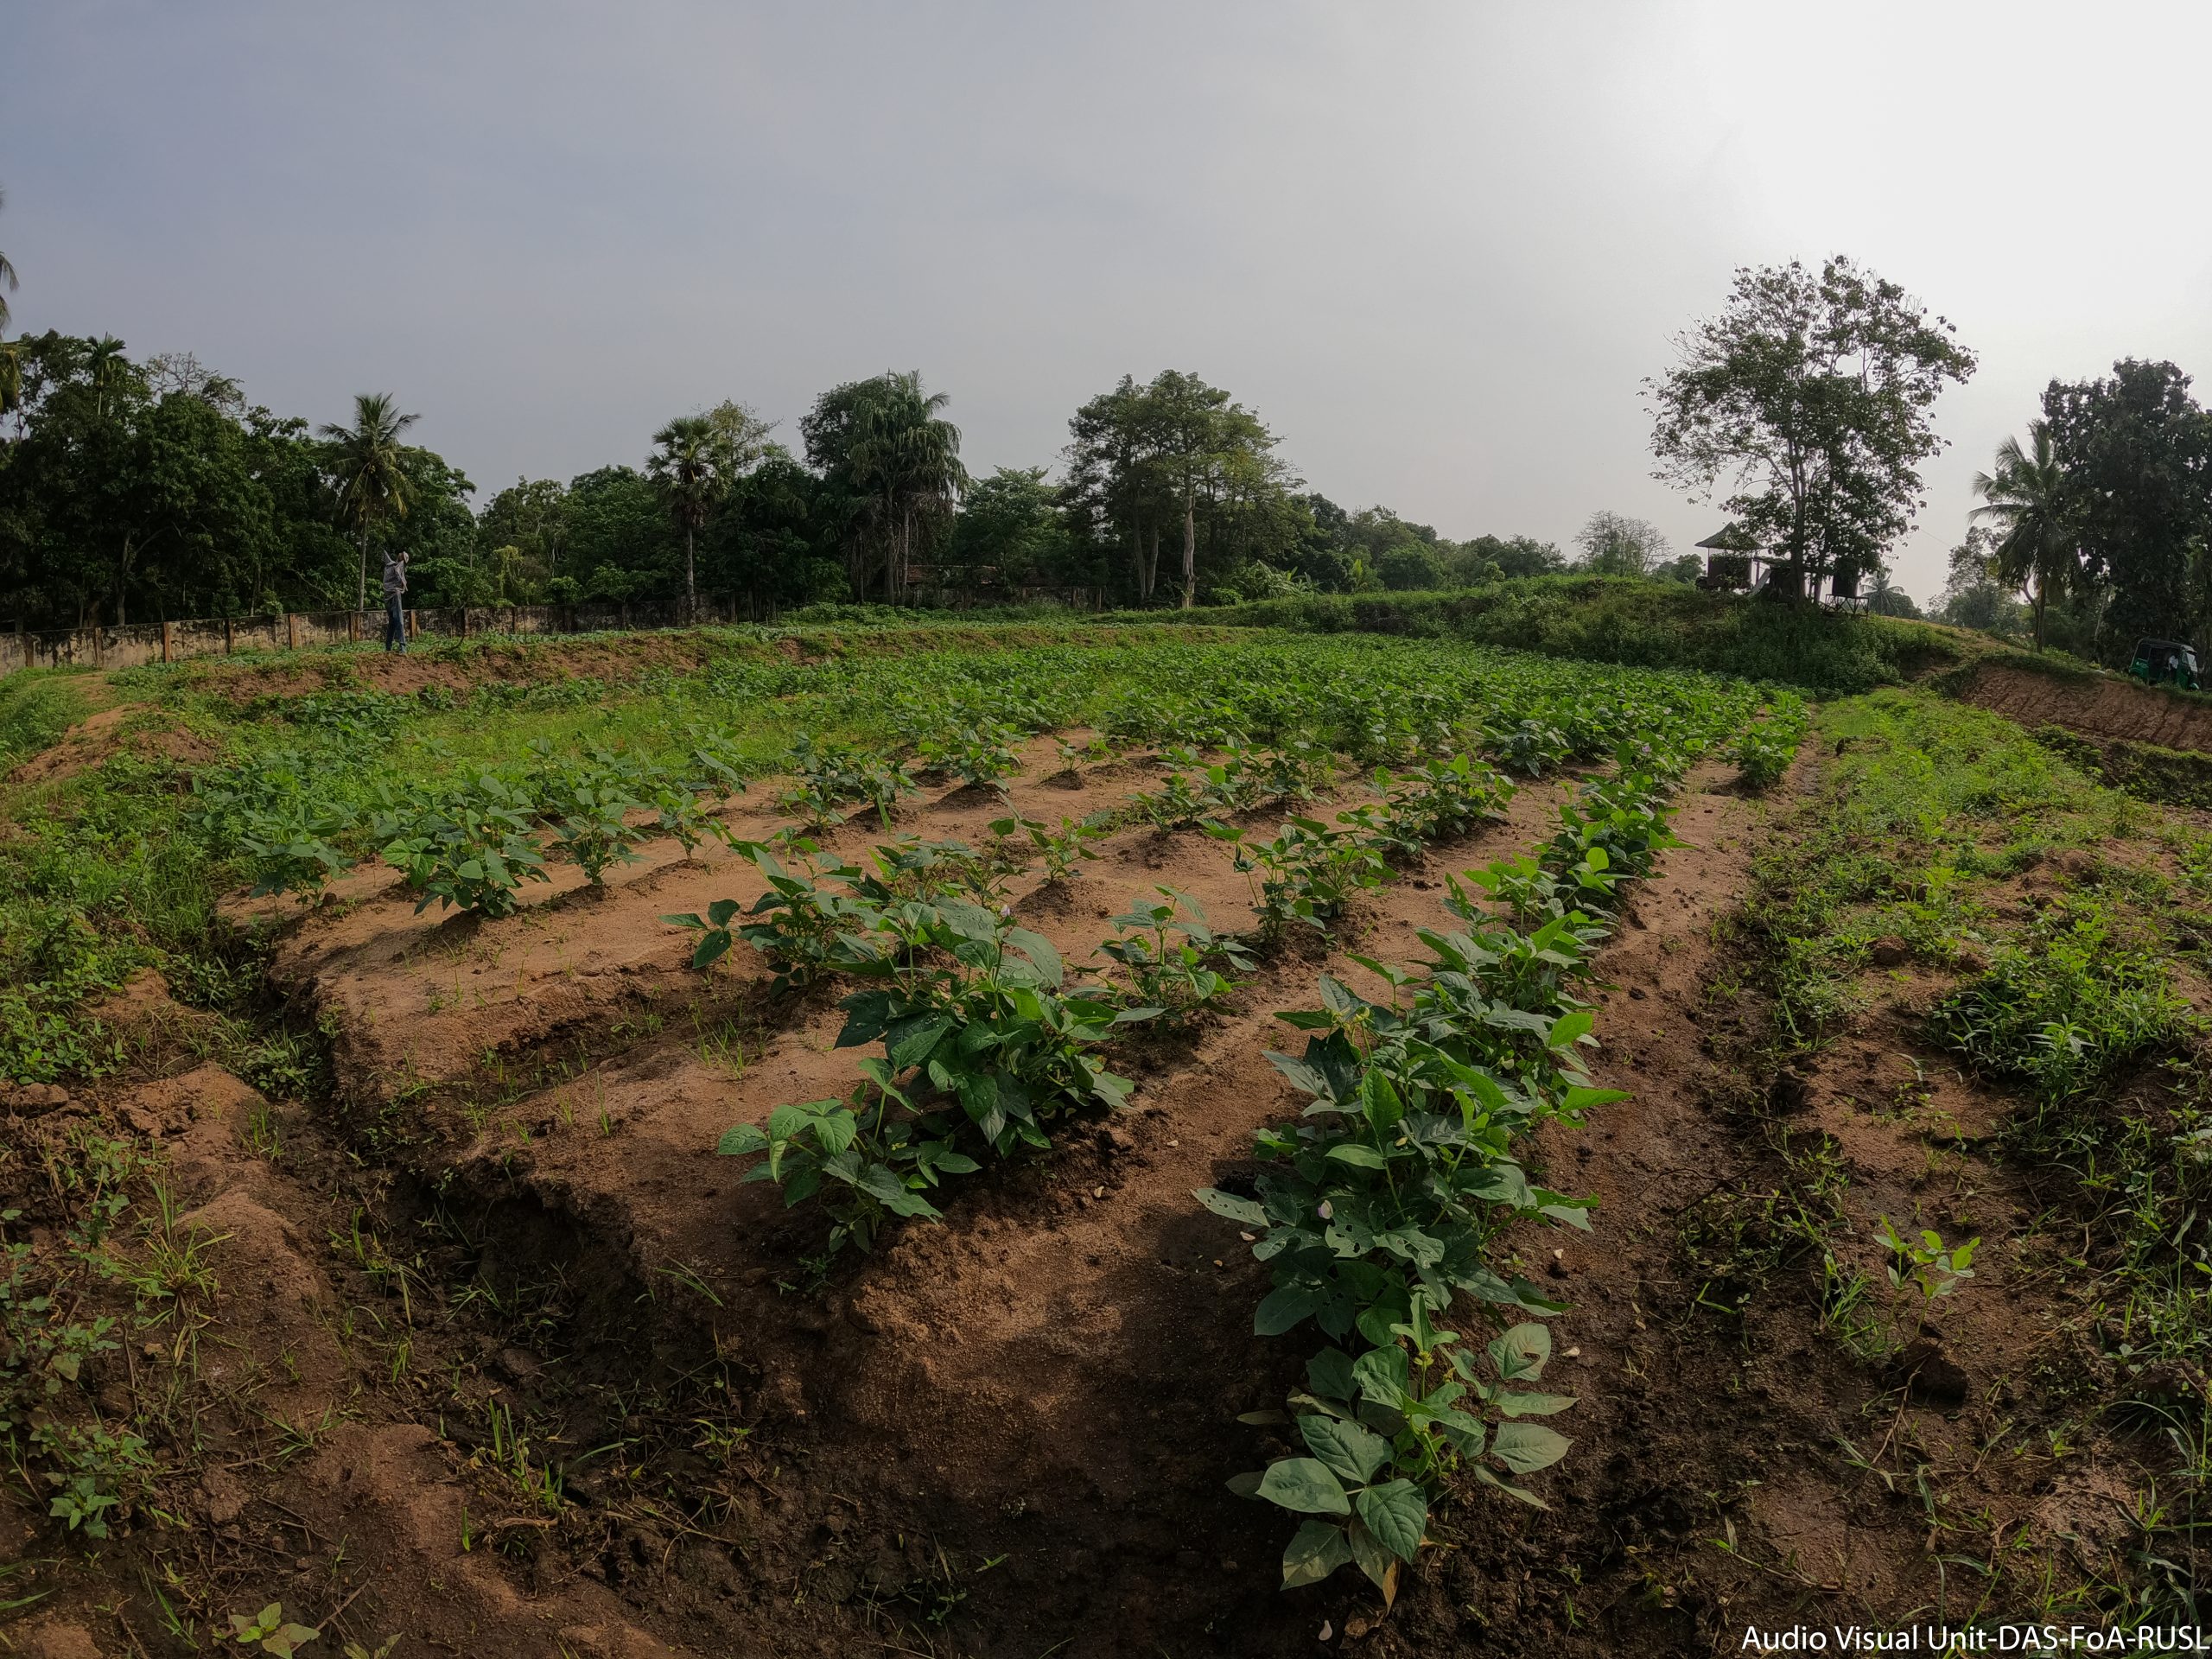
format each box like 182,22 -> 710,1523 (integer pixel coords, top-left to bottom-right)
384,594 -> 406,653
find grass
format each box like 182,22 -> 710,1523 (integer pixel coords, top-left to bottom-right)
1711,684 -> 2212,1621
0,669 -> 92,768
1168,575 -> 1970,693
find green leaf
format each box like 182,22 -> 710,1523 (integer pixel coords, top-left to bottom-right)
715,1124 -> 769,1157
1325,1143 -> 1387,1171
1351,1344 -> 1410,1403
1281,1518 -> 1354,1589
1355,1478 -> 1427,1561
1489,1322 -> 1552,1382
1225,1469 -> 1266,1500
1195,1187 -> 1268,1228
1496,1389 -> 1577,1418
1300,1415 -> 1391,1484
1255,1457 -> 1351,1516
1345,1518 -> 1401,1604
1546,1010 -> 1594,1049
1491,1420 -> 1572,1474
1254,1286 -> 1317,1337
1306,1347 -> 1357,1402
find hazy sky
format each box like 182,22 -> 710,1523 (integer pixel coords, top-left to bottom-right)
6,2 -> 2209,601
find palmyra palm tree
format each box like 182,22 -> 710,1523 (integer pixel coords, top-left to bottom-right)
320,393 -> 422,610
1970,421 -> 2073,650
649,415 -> 717,616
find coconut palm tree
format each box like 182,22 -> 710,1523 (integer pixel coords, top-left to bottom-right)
648,415 -> 717,616
0,183 -> 18,333
1970,422 -> 2074,650
320,392 -> 422,610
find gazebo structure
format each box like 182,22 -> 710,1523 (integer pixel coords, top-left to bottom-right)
1693,524 -> 1866,608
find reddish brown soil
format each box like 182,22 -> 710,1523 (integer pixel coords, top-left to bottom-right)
10,735 -> 2171,1656
3,706 -> 220,786
1958,660 -> 2212,754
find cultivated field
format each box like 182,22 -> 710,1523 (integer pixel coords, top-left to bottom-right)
3,620 -> 2209,1657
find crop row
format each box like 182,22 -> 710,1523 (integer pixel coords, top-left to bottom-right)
683,674 -> 1783,1608
1199,748 -> 1703,1602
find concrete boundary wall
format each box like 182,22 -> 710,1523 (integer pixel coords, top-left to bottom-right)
0,599 -> 756,677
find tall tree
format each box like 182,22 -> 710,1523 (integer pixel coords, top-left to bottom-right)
1648,256 -> 1975,582
1969,421 -> 2076,650
801,372 -> 967,601
1064,371 -> 1281,606
2041,359 -> 2212,660
1573,510 -> 1669,575
0,182 -> 17,333
648,415 -> 717,615
319,392 -> 421,609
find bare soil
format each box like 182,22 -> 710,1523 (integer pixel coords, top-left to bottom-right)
1958,660 -> 2212,755
6,731 -> 2181,1656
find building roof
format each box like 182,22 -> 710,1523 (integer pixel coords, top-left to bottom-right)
1694,524 -> 1759,552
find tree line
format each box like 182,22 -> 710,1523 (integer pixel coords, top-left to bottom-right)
1934,359 -> 2212,660
0,334 -> 1649,629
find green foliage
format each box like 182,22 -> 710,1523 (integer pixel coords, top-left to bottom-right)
716,899 -> 1142,1253
988,813 -> 1105,884
917,718 -> 1024,792
1210,816 -> 1395,939
1206,721 -> 1705,1599
1097,889 -> 1252,1020
219,1602 -> 321,1657
1376,754 -> 1514,843
1179,578 -> 1962,693
374,772 -> 551,917
779,735 -> 917,830
1734,698 -> 1808,792
1928,893 -> 2190,1104
1875,1217 -> 1977,1341
0,673 -> 87,767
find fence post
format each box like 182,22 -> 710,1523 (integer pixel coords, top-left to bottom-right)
349,611 -> 359,644
286,613 -> 297,652
224,617 -> 233,655
161,621 -> 172,664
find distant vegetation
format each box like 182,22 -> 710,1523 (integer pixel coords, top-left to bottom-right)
3,202 -> 2205,673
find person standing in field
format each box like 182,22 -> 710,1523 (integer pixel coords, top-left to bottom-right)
381,549 -> 409,653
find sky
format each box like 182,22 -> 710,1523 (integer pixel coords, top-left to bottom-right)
5,1 -> 2209,603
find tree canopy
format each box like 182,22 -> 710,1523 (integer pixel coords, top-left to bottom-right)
1649,256 -> 1975,580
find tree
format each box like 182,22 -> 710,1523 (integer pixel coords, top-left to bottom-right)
319,392 -> 421,609
1064,371 -> 1284,606
1932,528 -> 2023,636
1969,421 -> 2076,650
1863,568 -> 1920,617
2041,359 -> 2212,661
1376,543 -> 1444,590
0,182 -> 17,333
948,467 -> 1069,594
647,415 -> 718,614
802,372 -> 966,601
1465,534 -> 1565,581
1573,511 -> 1669,575
703,400 -> 776,482
1648,256 -> 1975,582
565,466 -> 678,601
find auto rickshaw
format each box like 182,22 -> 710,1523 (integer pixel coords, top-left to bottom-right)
2129,638 -> 2202,691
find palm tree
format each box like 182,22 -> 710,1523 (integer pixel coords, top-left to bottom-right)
648,415 -> 717,616
1970,422 -> 2073,649
0,183 -> 18,333
846,373 -> 965,600
85,335 -> 130,421
320,392 -> 422,609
